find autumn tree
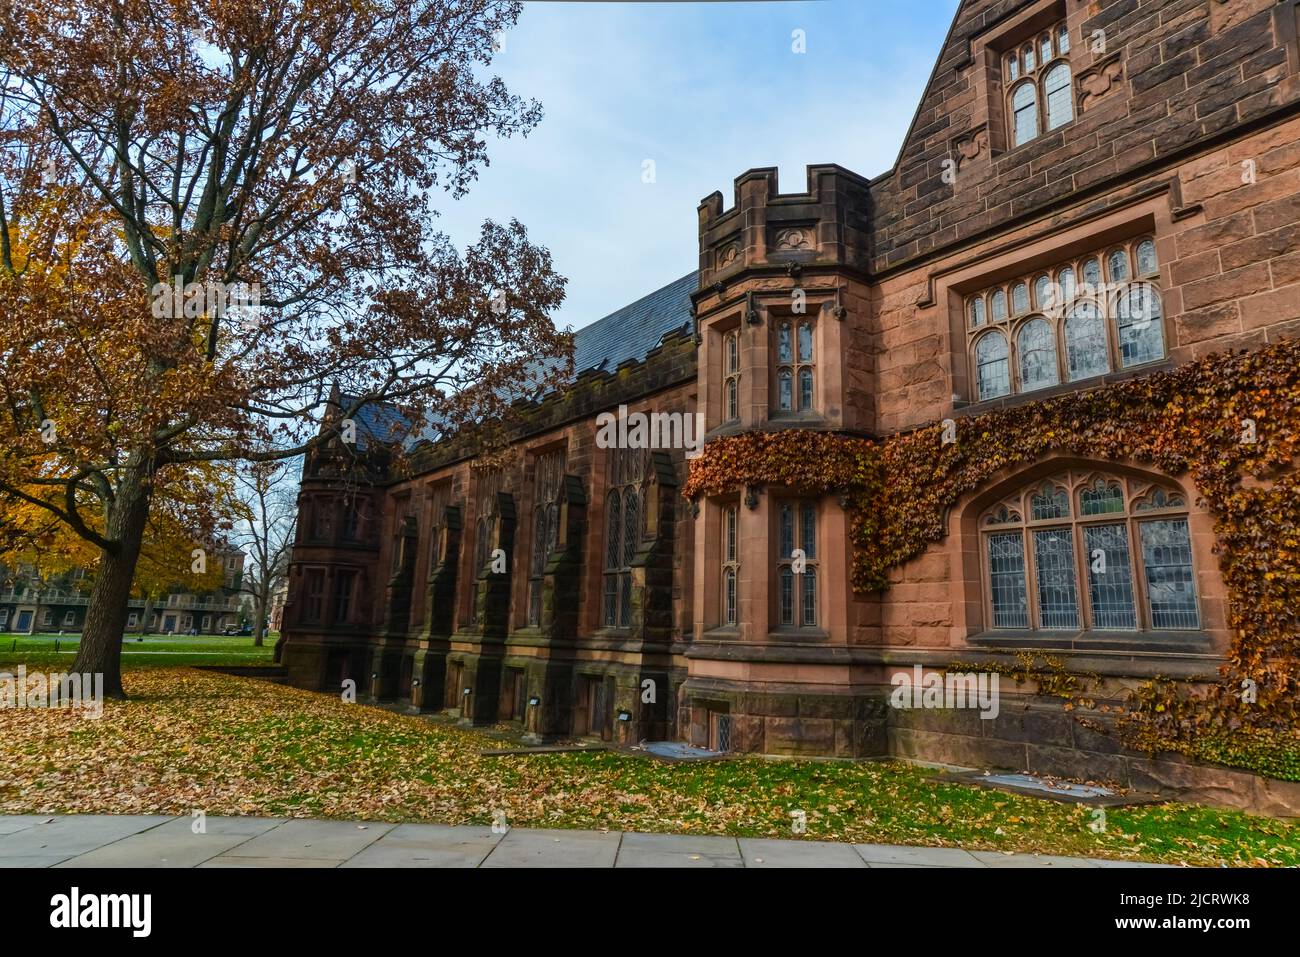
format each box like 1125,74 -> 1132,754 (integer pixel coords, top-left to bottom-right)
1,469 -> 232,632
0,496 -> 97,632
0,0 -> 571,695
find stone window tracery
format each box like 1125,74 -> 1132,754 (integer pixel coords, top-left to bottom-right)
966,236 -> 1163,401
604,447 -> 648,628
981,470 -> 1200,634
1004,21 -> 1074,148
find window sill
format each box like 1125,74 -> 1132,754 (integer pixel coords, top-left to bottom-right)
768,411 -> 826,426
966,629 -> 1213,654
703,625 -> 742,640
766,626 -> 830,642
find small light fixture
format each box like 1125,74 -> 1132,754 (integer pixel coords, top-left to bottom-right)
528,696 -> 540,707
463,687 -> 471,696
617,709 -> 632,722
412,678 -> 421,687
371,672 -> 378,680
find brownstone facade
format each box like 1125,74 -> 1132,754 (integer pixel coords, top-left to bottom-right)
282,0 -> 1300,803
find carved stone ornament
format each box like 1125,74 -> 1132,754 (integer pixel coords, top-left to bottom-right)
775,227 -> 812,251
953,126 -> 988,169
1077,57 -> 1124,112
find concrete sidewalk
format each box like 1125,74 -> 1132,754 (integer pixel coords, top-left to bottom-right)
0,815 -> 1171,868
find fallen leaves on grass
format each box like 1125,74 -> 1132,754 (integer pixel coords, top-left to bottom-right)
1,669 -> 1298,867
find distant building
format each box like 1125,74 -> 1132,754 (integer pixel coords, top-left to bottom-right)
0,548 -> 245,635
268,579 -> 290,633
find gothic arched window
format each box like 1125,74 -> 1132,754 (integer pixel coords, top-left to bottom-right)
981,471 -> 1200,634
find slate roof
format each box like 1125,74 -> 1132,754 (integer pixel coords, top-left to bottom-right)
332,270 -> 698,450
570,270 -> 696,376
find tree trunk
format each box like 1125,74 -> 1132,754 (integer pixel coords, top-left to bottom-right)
252,591 -> 266,647
70,466 -> 153,698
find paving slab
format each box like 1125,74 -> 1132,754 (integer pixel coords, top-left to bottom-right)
198,856 -> 343,868
0,815 -> 48,836
341,823 -> 503,868
481,828 -> 621,868
216,819 -> 392,860
0,855 -> 71,868
615,832 -> 742,868
854,843 -> 985,867
867,862 -> 930,868
970,850 -> 1099,868
0,816 -> 1138,868
1086,858 -> 1175,868
738,837 -> 867,868
0,815 -> 170,861
55,815 -> 285,868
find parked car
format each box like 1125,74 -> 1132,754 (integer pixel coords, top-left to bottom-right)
222,624 -> 239,636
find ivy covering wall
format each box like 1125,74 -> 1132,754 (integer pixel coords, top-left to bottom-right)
685,338 -> 1300,740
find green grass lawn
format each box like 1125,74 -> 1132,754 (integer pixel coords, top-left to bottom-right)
0,634 -> 278,668
1,666 -> 1297,866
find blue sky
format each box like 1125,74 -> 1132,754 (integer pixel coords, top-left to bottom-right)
438,0 -> 963,332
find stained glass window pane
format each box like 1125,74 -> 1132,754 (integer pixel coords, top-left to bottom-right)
603,574 -> 618,627
991,289 -> 1008,321
531,509 -> 548,577
619,573 -> 632,627
799,368 -> 813,410
779,567 -> 794,625
780,504 -> 795,558
778,370 -> 793,411
1108,249 -> 1130,282
977,332 -> 1011,400
1017,318 -> 1059,392
622,491 -> 638,565
724,568 -> 737,625
1013,83 -> 1038,146
1012,282 -> 1029,315
605,490 -> 621,570
1115,284 -> 1165,368
1045,63 -> 1073,130
1136,239 -> 1158,276
800,503 -> 816,559
1084,523 -> 1138,630
971,296 -> 986,328
987,532 -> 1030,628
1139,519 -> 1200,629
1040,35 -> 1052,65
1058,24 -> 1070,54
1136,488 -> 1185,511
802,568 -> 817,626
1057,266 -> 1076,305
1082,257 -> 1101,287
1034,275 -> 1051,310
778,322 -> 792,362
1065,302 -> 1109,381
797,322 -> 814,361
1030,484 -> 1069,520
1080,481 -> 1124,515
1033,528 -> 1080,629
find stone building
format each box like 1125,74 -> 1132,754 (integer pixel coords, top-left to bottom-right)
281,0 -> 1300,797
0,547 -> 245,635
